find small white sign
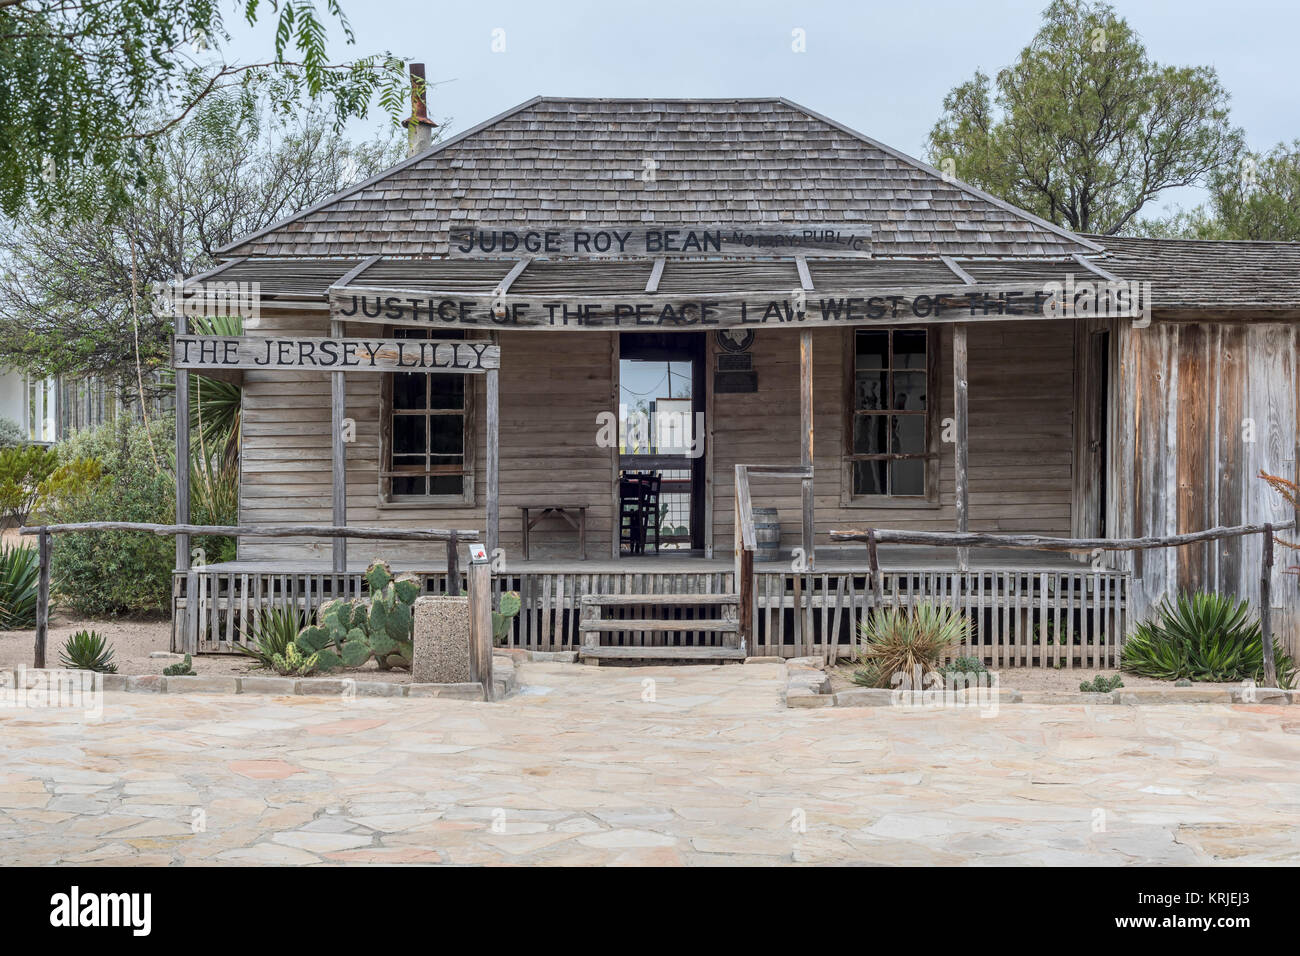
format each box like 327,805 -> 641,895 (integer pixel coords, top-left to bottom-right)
468,543 -> 489,563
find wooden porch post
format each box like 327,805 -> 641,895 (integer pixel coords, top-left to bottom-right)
1261,523 -> 1276,687
175,309 -> 190,574
800,331 -> 815,569
486,366 -> 499,557
330,318 -> 347,572
953,324 -> 970,571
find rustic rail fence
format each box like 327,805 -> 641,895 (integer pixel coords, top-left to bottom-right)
830,519 -> 1297,685
16,522 -> 492,696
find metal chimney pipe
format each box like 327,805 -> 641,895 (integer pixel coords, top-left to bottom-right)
407,63 -> 436,157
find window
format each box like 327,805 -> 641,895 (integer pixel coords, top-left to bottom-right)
847,328 -> 932,499
383,328 -> 474,503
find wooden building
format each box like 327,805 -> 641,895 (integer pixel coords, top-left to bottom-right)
173,96 -> 1300,664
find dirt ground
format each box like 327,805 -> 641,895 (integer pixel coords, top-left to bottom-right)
828,662 -> 1240,693
0,614 -> 415,683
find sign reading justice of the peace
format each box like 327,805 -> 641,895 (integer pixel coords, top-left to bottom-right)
330,278 -> 1150,331
448,222 -> 873,259
172,335 -> 500,372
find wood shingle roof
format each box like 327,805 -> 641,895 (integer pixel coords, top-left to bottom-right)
220,97 -> 1101,260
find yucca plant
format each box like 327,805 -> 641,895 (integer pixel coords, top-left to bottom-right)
59,630 -> 117,673
0,543 -> 39,629
237,606 -> 305,669
851,603 -> 971,688
1122,592 -> 1295,687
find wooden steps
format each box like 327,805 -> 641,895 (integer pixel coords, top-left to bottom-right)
579,592 -> 743,665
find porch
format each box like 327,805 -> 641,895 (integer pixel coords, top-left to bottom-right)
174,547 -> 1129,667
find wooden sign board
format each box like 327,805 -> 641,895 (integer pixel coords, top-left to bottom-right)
448,223 -> 872,259
331,283 -> 1148,331
172,335 -> 500,372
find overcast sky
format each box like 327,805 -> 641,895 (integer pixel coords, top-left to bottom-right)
225,0 -> 1299,216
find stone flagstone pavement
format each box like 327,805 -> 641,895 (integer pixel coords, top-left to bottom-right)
1,660 -> 1299,865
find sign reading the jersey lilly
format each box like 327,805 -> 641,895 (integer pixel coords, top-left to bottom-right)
448,222 -> 873,258
172,336 -> 500,372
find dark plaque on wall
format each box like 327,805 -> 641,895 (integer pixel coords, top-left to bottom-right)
715,352 -> 757,392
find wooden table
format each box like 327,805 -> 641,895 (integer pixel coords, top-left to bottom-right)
519,503 -> 589,560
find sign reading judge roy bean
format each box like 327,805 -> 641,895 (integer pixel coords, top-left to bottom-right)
448,223 -> 873,258
172,335 -> 500,372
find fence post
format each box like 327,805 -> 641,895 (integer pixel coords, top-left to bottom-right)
34,528 -> 50,669
1261,523 -> 1276,687
867,528 -> 885,610
446,530 -> 459,595
467,560 -> 494,700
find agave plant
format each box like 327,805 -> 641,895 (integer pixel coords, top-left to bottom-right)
237,606 -> 305,668
1122,592 -> 1295,687
851,603 -> 971,688
59,630 -> 117,673
0,543 -> 39,629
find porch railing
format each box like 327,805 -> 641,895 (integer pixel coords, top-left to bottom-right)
734,462 -> 813,650
831,519 -> 1297,686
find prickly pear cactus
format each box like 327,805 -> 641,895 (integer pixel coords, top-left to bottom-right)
293,562 -> 420,671
492,591 -> 521,645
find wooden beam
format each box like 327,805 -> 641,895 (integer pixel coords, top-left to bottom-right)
331,317 -> 347,573
795,256 -> 814,291
20,522 -> 481,541
467,560 -> 494,700
645,258 -> 665,293
953,324 -> 970,570
494,258 -> 531,296
34,528 -> 49,668
330,254 -> 384,290
827,519 -> 1295,552
486,366 -> 499,558
800,331 -> 815,570
1262,523 -> 1276,687
940,256 -> 976,285
175,310 -> 191,575
1073,253 -> 1122,283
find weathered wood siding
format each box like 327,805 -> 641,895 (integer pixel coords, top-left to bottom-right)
239,315 -> 1078,563
1113,321 -> 1300,649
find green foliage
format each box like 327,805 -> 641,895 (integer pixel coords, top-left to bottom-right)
0,1 -> 409,222
0,445 -> 59,523
59,630 -> 117,673
0,544 -> 40,629
271,642 -> 321,678
1080,674 -> 1123,693
927,0 -> 1242,234
939,655 -> 989,683
295,561 -> 420,671
0,418 -> 24,449
237,607 -> 306,669
163,654 -> 195,676
851,604 -> 971,688
1121,592 -> 1295,687
493,591 -> 521,645
45,418 -> 176,616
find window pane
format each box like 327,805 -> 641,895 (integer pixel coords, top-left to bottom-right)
429,417 -> 463,455
855,330 -> 888,369
428,475 -> 464,495
392,373 -> 425,409
890,459 -> 925,496
892,330 -> 927,368
428,374 -> 465,410
392,476 -> 425,496
853,414 -> 887,455
394,415 -> 426,454
853,460 -> 886,496
892,372 -> 927,411
854,371 -> 887,410
891,415 -> 926,455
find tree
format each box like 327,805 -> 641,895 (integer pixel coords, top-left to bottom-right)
1134,142 -> 1300,241
0,0 -> 411,220
0,88 -> 403,387
927,0 -> 1243,235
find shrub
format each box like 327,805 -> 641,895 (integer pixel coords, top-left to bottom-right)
163,653 -> 195,676
0,445 -> 59,523
939,655 -> 989,685
44,418 -> 176,616
0,417 -> 24,449
59,630 -> 117,673
1080,674 -> 1123,693
851,603 -> 971,688
237,606 -> 305,669
1121,592 -> 1295,687
0,543 -> 39,629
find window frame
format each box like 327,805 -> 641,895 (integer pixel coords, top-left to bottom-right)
377,329 -> 478,508
840,326 -> 941,509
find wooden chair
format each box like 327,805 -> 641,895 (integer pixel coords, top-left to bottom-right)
639,472 -> 662,554
619,476 -> 646,554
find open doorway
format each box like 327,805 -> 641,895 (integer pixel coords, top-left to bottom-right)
617,332 -> 706,554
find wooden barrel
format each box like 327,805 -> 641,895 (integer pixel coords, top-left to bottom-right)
752,507 -> 780,562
